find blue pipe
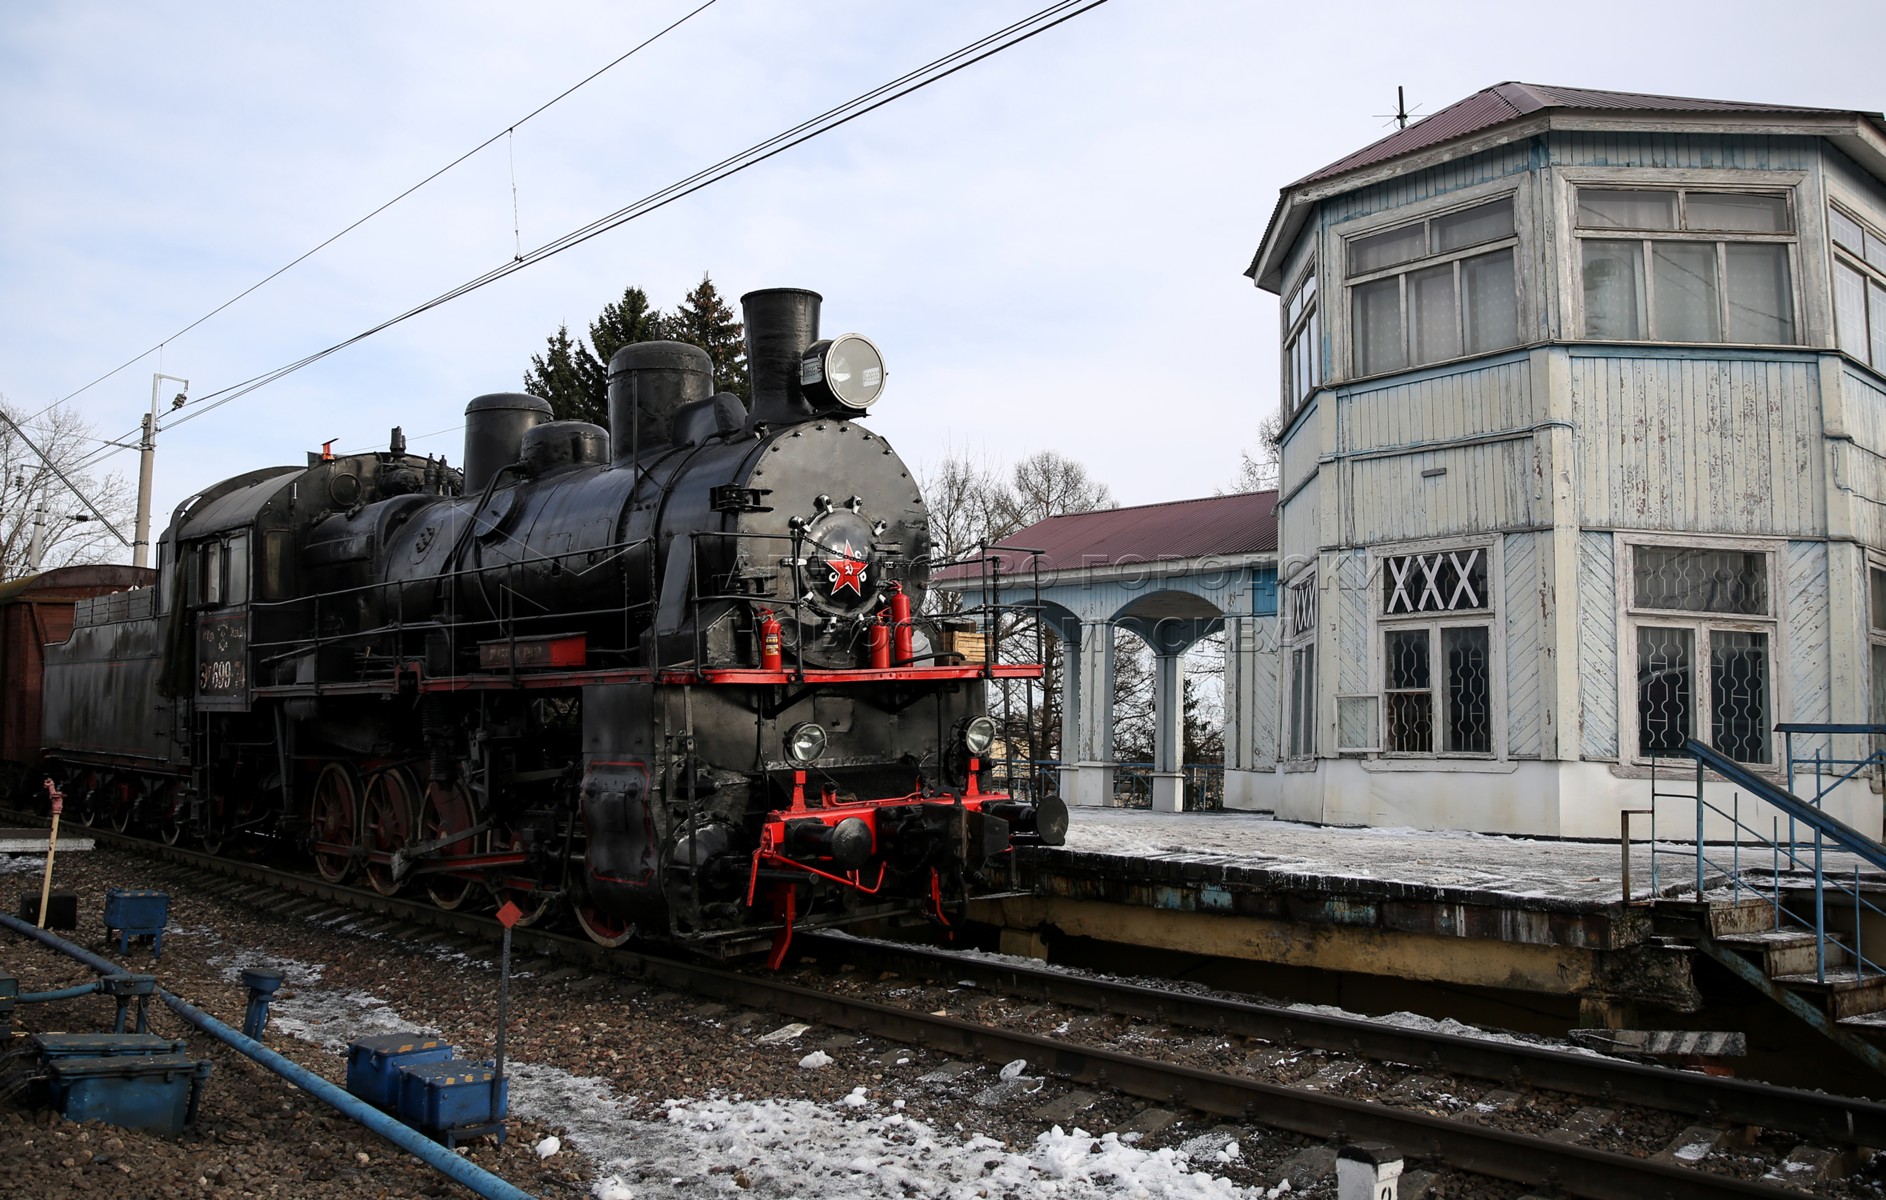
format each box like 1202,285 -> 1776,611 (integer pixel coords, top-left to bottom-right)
1,911 -> 539,1200
2,911 -> 124,975
17,980 -> 111,1004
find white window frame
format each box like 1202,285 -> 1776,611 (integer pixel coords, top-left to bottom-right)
1282,265 -> 1321,418
1343,191 -> 1523,378
1866,560 -> 1886,764
1282,572 -> 1318,762
1560,168 -> 1806,348
1617,534 -> 1782,768
1372,540 -> 1501,761
1831,202 -> 1886,373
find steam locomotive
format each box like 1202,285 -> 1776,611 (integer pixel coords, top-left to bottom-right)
36,287 -> 1066,961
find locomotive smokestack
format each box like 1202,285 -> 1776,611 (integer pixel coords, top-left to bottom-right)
462,392 -> 552,493
741,288 -> 822,427
606,341 -> 714,466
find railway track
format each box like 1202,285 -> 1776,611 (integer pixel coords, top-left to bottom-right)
15,814 -> 1881,1198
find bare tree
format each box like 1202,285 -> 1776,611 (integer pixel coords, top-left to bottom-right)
1226,412 -> 1285,493
998,450 -> 1114,531
0,398 -> 134,579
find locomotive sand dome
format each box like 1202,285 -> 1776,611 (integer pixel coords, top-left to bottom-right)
37,287 -> 1064,962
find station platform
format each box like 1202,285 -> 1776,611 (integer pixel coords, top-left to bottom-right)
970,809 -> 1886,1069
0,828 -> 92,855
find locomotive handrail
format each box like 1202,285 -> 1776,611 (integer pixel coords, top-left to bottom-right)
246,532 -> 662,677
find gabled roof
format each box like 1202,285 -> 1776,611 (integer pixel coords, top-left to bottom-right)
1248,81 -> 1886,291
934,490 -> 1277,584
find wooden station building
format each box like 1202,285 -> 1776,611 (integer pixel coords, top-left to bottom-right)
1238,82 -> 1886,837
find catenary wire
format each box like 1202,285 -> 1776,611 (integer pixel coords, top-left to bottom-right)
40,0 -> 722,419
163,0 -> 1110,431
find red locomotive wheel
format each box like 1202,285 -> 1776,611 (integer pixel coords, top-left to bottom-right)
107,777 -> 140,833
361,767 -> 419,896
71,770 -> 103,827
575,903 -> 634,948
153,783 -> 184,846
419,781 -> 479,910
309,763 -> 361,884
490,829 -> 551,926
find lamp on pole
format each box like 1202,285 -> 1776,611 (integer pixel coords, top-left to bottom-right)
135,374 -> 188,569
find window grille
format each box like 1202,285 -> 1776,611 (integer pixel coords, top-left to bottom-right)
1631,546 -> 1768,615
1628,543 -> 1773,764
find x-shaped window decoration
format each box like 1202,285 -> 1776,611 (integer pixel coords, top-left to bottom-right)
1448,549 -> 1481,609
1386,557 -> 1416,614
1382,549 -> 1488,615
1289,581 -> 1317,637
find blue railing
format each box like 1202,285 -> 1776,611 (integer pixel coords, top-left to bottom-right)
1647,726 -> 1886,984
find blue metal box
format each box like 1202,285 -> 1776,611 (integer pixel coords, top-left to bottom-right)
397,1060 -> 507,1133
345,1033 -> 453,1109
0,973 -> 14,1037
34,1032 -> 187,1060
103,888 -> 170,957
44,1053 -> 210,1136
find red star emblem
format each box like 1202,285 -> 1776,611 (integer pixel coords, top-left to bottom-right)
825,541 -> 868,596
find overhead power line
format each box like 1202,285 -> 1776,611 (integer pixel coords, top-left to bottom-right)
165,0 -> 1112,432
45,0 -> 722,417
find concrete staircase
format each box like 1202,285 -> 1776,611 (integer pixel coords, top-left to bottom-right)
1673,894 -> 1886,1065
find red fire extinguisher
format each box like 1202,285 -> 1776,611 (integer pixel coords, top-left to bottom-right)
866,612 -> 892,670
889,583 -> 913,666
758,608 -> 782,671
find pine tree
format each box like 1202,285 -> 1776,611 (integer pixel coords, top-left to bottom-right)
522,324 -> 594,424
666,273 -> 748,400
574,286 -> 665,419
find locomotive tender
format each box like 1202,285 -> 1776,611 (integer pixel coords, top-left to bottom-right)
39,287 -> 1066,960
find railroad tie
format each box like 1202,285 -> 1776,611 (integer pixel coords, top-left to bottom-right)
1650,1124 -> 1726,1167
1762,1145 -> 1854,1187
1458,1088 -> 1521,1125
1543,1106 -> 1616,1144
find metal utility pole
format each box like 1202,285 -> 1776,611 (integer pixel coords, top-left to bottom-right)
135,374 -> 189,568
27,503 -> 45,572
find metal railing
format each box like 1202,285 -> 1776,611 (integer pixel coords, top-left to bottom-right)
1646,725 -> 1886,984
984,759 -> 1227,811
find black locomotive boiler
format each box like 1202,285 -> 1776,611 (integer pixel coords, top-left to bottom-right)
39,287 -> 1066,961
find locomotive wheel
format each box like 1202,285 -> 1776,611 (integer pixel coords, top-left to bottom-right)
198,797 -> 230,855
575,903 -> 634,948
72,770 -> 103,826
153,783 -> 184,846
361,767 -> 419,896
490,829 -> 551,926
309,763 -> 362,884
418,781 -> 478,910
107,777 -> 140,833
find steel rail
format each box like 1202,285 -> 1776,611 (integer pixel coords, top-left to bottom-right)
801,932 -> 1886,1147
27,818 -> 1836,1198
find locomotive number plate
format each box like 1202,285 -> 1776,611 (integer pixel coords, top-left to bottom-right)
196,610 -> 251,710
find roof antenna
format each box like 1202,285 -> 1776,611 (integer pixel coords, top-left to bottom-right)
1375,86 -> 1420,130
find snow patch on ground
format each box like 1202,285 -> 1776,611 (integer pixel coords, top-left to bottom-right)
245,955 -> 1256,1198
0,853 -> 47,875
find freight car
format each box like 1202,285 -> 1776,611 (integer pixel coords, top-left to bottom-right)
0,564 -> 156,805
36,288 -> 1065,961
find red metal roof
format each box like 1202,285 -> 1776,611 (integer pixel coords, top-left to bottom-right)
934,491 -> 1277,583
1290,81 -> 1866,189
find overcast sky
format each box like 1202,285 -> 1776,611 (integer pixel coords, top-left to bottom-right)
2,0 -> 1880,543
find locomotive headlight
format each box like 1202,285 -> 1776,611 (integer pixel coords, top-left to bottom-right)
785,721 -> 828,763
800,334 -> 886,412
962,716 -> 997,757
